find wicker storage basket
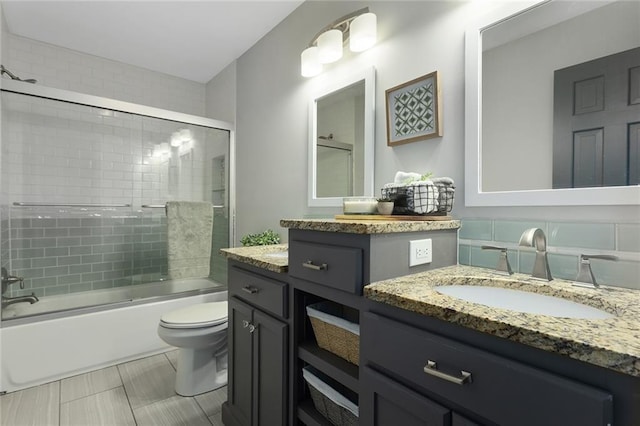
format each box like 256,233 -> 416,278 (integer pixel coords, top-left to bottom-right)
303,366 -> 358,426
306,301 -> 360,365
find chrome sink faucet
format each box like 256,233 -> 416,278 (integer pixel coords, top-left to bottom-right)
519,228 -> 552,281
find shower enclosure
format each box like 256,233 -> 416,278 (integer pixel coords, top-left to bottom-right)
0,80 -> 234,321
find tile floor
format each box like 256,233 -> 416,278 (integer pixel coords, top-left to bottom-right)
1,350 -> 226,426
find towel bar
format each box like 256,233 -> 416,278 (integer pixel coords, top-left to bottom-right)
13,202 -> 131,208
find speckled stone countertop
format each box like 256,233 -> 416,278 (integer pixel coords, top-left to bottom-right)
365,265 -> 640,377
280,218 -> 460,234
220,244 -> 288,273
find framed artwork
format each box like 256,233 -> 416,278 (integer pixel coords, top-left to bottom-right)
385,71 -> 442,146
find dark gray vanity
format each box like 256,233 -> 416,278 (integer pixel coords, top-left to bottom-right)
220,220 -> 640,426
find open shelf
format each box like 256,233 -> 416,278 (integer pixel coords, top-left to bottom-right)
298,341 -> 359,392
297,399 -> 333,426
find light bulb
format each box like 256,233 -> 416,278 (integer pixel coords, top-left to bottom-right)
301,46 -> 322,77
317,29 -> 343,64
350,13 -> 377,52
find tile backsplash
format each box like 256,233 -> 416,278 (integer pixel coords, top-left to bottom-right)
459,219 -> 640,289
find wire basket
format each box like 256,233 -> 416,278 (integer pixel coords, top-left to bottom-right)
381,180 -> 455,216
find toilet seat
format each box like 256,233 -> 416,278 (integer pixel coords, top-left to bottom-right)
160,301 -> 228,329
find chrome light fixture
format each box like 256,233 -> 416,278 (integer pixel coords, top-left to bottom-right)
301,7 -> 377,77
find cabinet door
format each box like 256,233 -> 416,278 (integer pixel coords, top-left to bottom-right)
452,413 -> 480,426
360,367 -> 451,426
253,309 -> 288,426
228,297 -> 254,426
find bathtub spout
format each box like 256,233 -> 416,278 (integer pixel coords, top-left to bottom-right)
1,293 -> 39,308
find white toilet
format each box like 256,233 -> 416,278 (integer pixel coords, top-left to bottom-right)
157,301 -> 228,396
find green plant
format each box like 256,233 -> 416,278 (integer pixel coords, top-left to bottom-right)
240,229 -> 281,246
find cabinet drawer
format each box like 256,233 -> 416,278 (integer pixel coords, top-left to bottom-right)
229,266 -> 288,318
362,312 -> 613,426
289,241 -> 363,294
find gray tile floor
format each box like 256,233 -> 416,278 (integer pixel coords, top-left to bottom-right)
1,350 -> 226,426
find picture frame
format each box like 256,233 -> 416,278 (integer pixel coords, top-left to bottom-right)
385,71 -> 442,146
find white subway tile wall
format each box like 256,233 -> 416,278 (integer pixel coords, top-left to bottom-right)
1,93 -> 230,297
4,33 -> 206,116
459,220 -> 640,289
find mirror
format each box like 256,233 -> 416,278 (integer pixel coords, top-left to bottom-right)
308,67 -> 375,207
465,0 -> 640,206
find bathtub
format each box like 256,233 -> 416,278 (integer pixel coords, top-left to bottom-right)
0,279 -> 227,393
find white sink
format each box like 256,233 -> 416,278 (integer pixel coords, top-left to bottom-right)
435,285 -> 614,319
264,251 -> 288,259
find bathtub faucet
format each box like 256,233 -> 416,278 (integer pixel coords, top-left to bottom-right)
1,267 -> 24,295
2,293 -> 39,308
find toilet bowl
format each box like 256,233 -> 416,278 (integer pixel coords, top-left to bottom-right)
157,301 -> 228,396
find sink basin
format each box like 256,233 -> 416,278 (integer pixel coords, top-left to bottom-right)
435,285 -> 614,319
264,251 -> 288,259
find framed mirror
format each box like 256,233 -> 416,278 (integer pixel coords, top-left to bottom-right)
308,67 -> 375,207
464,0 -> 640,206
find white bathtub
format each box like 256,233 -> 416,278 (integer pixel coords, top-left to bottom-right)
0,279 -> 227,393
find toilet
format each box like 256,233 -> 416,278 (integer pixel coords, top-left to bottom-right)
157,301 -> 228,396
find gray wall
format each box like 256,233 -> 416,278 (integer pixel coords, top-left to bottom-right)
206,1 -> 639,287
205,1 -> 639,235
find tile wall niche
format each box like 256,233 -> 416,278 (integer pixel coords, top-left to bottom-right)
459,219 -> 640,289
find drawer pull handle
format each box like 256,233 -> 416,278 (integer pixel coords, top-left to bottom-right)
423,360 -> 472,385
242,286 -> 259,294
302,260 -> 328,271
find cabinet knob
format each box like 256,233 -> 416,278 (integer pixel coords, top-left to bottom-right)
423,360 -> 472,385
242,320 -> 249,328
248,324 -> 257,333
302,260 -> 328,271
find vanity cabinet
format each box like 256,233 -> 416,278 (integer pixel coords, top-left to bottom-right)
360,302 -> 633,426
222,261 -> 289,426
287,226 -> 459,426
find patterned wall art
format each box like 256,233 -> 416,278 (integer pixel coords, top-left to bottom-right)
385,71 -> 442,146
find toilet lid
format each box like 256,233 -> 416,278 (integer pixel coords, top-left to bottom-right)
160,301 -> 228,329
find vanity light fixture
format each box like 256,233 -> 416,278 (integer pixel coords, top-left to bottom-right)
301,7 -> 377,77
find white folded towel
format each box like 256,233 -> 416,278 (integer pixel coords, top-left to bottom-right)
166,201 -> 214,279
393,171 -> 422,184
411,180 -> 440,214
431,177 -> 455,186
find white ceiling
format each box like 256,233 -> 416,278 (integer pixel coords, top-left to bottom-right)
1,1 -> 304,83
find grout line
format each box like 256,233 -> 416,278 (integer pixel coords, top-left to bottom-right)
115,363 -> 138,426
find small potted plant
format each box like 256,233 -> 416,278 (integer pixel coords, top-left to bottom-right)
376,197 -> 394,215
240,229 -> 281,246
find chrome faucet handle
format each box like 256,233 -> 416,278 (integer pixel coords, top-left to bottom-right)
481,245 -> 513,275
1,267 -> 24,294
574,254 -> 617,288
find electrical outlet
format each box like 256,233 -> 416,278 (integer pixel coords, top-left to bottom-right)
409,239 -> 432,266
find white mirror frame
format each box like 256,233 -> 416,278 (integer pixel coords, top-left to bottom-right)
464,0 -> 640,206
308,67 -> 375,207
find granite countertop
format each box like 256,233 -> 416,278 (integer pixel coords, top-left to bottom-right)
280,218 -> 460,234
220,244 -> 288,273
365,265 -> 640,377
